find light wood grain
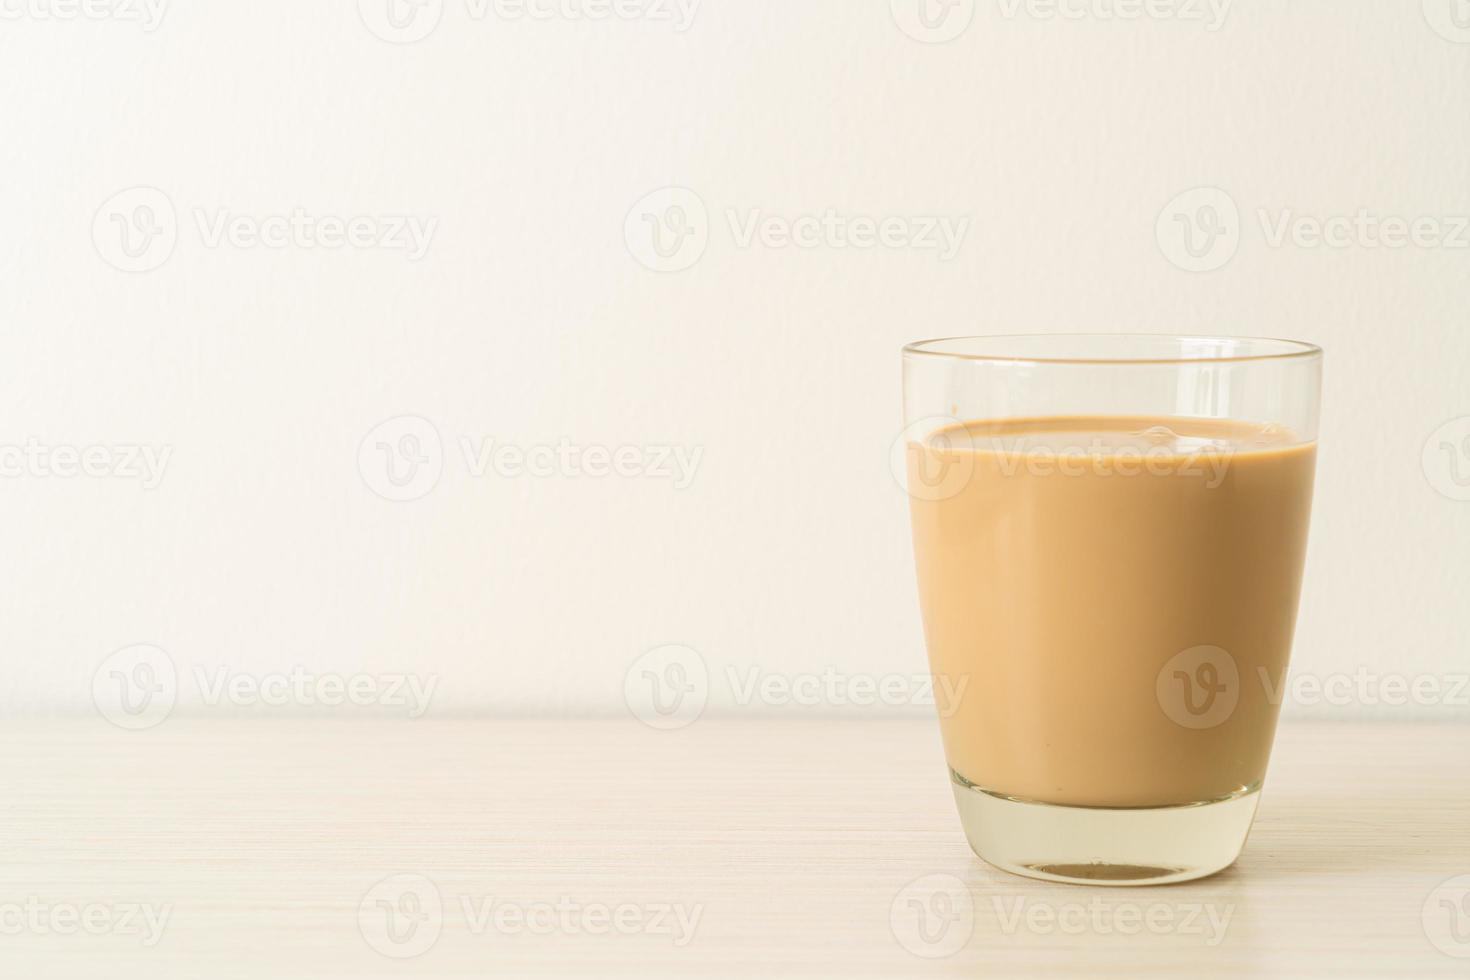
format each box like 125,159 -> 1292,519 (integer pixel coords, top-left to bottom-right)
0,719 -> 1465,978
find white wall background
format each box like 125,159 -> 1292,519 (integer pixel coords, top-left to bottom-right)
0,0 -> 1466,720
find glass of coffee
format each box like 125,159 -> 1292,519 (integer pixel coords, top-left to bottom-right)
901,334 -> 1321,885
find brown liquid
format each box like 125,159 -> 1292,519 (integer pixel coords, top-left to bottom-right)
907,416 -> 1316,808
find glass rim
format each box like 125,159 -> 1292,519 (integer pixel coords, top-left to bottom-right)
902,333 -> 1323,366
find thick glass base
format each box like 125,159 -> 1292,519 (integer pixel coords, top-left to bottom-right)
951,771 -> 1261,886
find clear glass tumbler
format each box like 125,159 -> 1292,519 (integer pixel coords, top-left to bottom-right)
900,334 -> 1321,885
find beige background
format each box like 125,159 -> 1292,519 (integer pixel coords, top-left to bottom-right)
0,0 -> 1466,719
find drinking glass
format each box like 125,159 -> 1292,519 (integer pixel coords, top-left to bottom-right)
900,334 -> 1321,885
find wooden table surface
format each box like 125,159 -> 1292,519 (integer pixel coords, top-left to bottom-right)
0,718 -> 1465,978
